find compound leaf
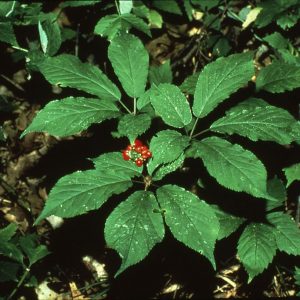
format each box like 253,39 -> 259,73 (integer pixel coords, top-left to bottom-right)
105,191 -> 164,276
267,212 -> 300,256
108,33 -> 149,98
90,152 -> 142,178
117,113 -> 151,140
283,163 -> 300,187
35,170 -> 132,223
256,60 -> 300,93
147,130 -> 190,175
210,98 -> 297,145
150,83 -> 192,128
189,137 -> 271,199
157,185 -> 219,268
238,223 -> 277,282
38,54 -> 120,101
21,97 -> 120,137
193,52 -> 254,118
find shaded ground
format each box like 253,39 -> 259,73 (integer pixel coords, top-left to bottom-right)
1,1 -> 300,299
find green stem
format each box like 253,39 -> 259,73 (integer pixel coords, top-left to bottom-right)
119,100 -> 132,114
191,128 -> 210,139
189,117 -> 199,139
12,46 -> 28,53
133,97 -> 137,115
7,266 -> 30,300
114,0 -> 120,15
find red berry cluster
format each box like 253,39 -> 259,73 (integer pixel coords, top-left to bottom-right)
122,139 -> 152,167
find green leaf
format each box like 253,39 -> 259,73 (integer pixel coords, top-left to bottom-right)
192,0 -> 219,10
0,242 -> 24,264
90,152 -> 142,178
105,191 -> 164,276
35,170 -> 132,223
283,163 -> 300,187
279,49 -> 300,66
149,60 -> 172,86
0,22 -> 18,46
156,185 -> 219,268
210,98 -> 298,145
237,223 -> 277,282
21,97 -> 120,137
0,1 -> 17,18
256,60 -> 300,93
0,261 -> 21,283
277,12 -> 299,29
266,178 -> 286,211
189,137 -> 271,199
212,205 -> 245,240
38,16 -> 61,56
152,0 -> 182,15
147,130 -> 190,175
148,9 -> 163,28
263,32 -> 289,50
254,0 -> 299,28
37,54 -> 120,101
150,83 -> 192,128
267,212 -> 300,256
152,153 -> 184,181
213,37 -> 231,57
59,0 -> 101,8
108,33 -> 149,98
0,223 -> 23,264
0,223 -> 18,242
137,88 -> 153,110
119,0 -> 132,14
179,72 -> 200,94
291,121 -> 300,144
94,13 -> 151,40
117,113 -> 151,140
193,52 -> 254,118
19,235 -> 50,266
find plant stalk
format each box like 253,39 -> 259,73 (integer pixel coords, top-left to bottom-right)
119,100 -> 132,114
7,267 -> 30,300
133,97 -> 137,115
189,117 -> 199,139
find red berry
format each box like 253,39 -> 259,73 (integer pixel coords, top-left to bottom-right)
134,139 -> 143,148
126,145 -> 132,151
122,150 -> 130,161
136,145 -> 147,153
135,158 -> 144,167
141,148 -> 151,158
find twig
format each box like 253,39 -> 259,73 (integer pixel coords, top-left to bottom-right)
0,74 -> 25,92
7,267 -> 30,300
